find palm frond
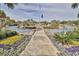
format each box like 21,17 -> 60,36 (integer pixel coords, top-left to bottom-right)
5,3 -> 18,9
72,3 -> 79,9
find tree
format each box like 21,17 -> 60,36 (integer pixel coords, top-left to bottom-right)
50,20 -> 60,29
4,3 -> 18,9
0,10 -> 6,29
72,3 -> 79,9
73,20 -> 79,26
6,19 -> 16,26
72,3 -> 79,17
0,10 -> 6,18
41,21 -> 49,25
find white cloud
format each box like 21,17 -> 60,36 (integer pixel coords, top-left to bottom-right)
1,3 -> 79,21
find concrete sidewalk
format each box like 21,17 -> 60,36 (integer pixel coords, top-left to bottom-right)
20,29 -> 58,56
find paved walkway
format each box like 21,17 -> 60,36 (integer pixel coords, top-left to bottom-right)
20,29 -> 58,56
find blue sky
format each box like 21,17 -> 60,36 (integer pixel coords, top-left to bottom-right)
0,3 -> 79,21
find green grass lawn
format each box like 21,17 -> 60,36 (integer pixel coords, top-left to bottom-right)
0,35 -> 23,45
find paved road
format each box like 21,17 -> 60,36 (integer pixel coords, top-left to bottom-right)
20,29 -> 58,56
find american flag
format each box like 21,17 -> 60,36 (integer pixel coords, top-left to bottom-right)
41,14 -> 43,18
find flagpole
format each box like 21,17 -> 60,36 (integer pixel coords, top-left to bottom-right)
39,3 -> 43,26
39,3 -> 41,25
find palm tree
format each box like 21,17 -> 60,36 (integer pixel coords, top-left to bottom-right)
72,3 -> 79,8
72,3 -> 79,17
50,20 -> 60,29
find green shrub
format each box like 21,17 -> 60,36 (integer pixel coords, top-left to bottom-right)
5,30 -> 17,37
10,31 -> 17,36
0,30 -> 18,40
0,31 -> 6,39
5,30 -> 12,37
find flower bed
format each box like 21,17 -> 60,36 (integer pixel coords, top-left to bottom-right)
0,35 -> 23,45
0,29 -> 35,56
0,35 -> 32,56
66,46 -> 79,52
69,40 -> 79,46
